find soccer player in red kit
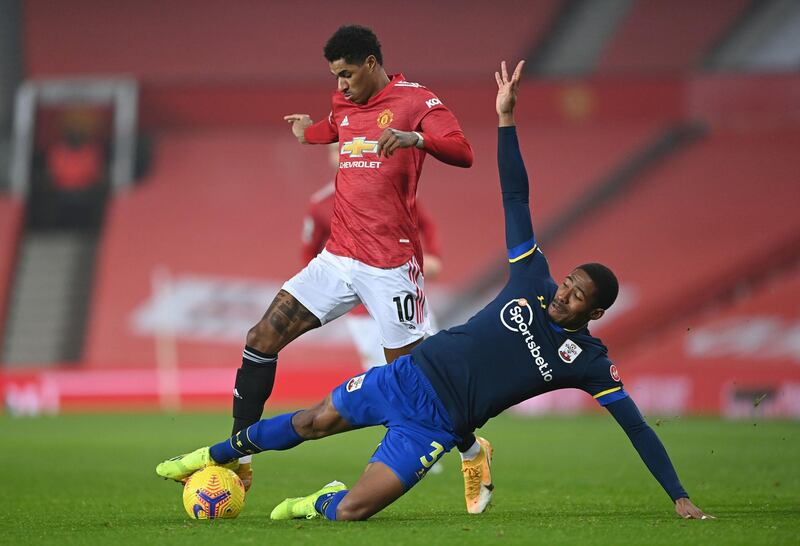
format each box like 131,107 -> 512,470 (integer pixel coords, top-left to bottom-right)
229,25 -> 493,513
302,170 -> 444,369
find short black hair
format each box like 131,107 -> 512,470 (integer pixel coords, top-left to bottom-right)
577,263 -> 619,310
324,25 -> 383,66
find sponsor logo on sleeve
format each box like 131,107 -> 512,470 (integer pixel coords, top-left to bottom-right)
425,98 -> 442,109
610,365 -> 621,382
558,339 -> 582,364
377,109 -> 394,129
346,374 -> 366,392
500,298 -> 553,382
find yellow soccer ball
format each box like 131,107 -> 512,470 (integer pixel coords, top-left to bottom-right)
182,466 -> 246,520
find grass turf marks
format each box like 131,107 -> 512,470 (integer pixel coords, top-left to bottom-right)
1,412 -> 798,545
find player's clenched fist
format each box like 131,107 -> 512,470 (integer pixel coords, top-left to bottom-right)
377,128 -> 421,158
284,114 -> 313,144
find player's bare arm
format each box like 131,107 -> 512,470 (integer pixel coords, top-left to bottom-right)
283,114 -> 313,144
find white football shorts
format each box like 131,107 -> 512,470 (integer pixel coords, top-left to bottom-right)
282,249 -> 432,350
346,307 -> 440,370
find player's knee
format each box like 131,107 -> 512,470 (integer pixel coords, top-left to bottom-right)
334,495 -> 373,521
246,320 -> 277,353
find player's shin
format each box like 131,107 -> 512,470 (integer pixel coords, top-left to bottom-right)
210,411 -> 305,464
232,346 -> 278,434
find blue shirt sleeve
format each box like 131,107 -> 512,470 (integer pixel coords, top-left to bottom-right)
605,396 -> 689,502
580,357 -> 627,405
498,126 -> 549,278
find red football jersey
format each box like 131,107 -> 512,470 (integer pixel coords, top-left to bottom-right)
301,182 -> 442,265
304,74 -> 468,268
301,181 -> 443,318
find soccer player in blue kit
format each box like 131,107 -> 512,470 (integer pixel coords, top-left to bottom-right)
158,60 -> 712,522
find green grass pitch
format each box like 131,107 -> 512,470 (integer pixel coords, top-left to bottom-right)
1,412 -> 798,545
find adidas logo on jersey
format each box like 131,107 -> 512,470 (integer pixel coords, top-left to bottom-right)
341,115 -> 350,126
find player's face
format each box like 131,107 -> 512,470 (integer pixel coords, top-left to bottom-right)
329,57 -> 377,104
547,268 -> 604,329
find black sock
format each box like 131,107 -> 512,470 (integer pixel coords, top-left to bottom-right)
456,433 -> 477,453
232,345 -> 277,434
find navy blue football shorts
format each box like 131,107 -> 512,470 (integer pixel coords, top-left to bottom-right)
331,355 -> 460,489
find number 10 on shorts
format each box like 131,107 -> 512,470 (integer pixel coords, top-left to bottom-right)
392,294 -> 415,322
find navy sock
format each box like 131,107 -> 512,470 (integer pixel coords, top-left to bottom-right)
315,490 -> 348,520
456,432 -> 477,453
210,411 -> 303,464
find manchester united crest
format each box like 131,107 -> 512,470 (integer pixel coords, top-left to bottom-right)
377,109 -> 394,129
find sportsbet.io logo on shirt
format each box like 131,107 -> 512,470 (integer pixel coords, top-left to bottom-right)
500,298 -> 553,382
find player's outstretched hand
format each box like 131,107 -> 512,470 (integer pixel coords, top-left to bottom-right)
495,60 -> 525,124
377,127 -> 420,158
283,114 -> 313,143
675,497 -> 715,520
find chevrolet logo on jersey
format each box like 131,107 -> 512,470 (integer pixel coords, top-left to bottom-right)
341,137 -> 379,158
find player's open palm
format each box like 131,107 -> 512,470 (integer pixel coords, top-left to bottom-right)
675,497 -> 715,520
495,60 -> 525,116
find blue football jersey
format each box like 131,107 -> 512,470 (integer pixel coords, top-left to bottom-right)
412,127 -> 627,436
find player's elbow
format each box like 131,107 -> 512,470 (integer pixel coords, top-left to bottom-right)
457,147 -> 474,168
465,147 -> 474,167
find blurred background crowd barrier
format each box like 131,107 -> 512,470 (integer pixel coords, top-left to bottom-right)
0,0 -> 798,416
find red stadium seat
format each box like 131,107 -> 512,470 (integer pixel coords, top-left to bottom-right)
83,113 -> 668,370
616,266 -> 800,416
24,0 -> 559,84
421,119 -> 669,285
84,129 -> 362,369
545,127 -> 800,356
0,198 -> 23,348
597,0 -> 749,74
